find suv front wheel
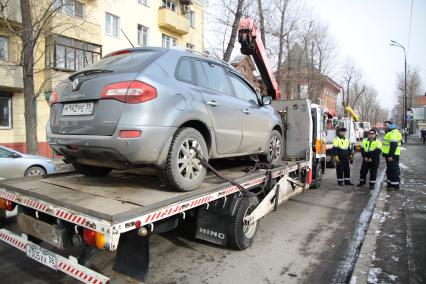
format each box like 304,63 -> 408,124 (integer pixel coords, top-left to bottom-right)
162,127 -> 208,192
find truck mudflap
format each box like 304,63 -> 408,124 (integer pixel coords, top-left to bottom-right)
0,228 -> 110,284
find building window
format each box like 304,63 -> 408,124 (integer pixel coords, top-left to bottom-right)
0,95 -> 12,129
162,0 -> 176,12
105,13 -> 119,37
48,35 -> 101,71
162,34 -> 177,48
137,25 -> 149,46
137,0 -> 148,5
186,10 -> 195,28
0,36 -> 8,60
54,0 -> 85,18
186,43 -> 194,52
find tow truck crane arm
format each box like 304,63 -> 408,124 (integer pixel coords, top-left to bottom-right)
238,17 -> 281,100
345,106 -> 360,122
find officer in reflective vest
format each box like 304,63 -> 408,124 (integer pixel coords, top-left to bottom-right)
382,120 -> 402,189
357,129 -> 382,189
333,127 -> 354,186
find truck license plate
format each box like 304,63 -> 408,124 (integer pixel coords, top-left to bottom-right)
26,245 -> 57,270
63,102 -> 94,116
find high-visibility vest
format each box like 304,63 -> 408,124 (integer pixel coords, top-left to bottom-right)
333,137 -> 350,150
382,129 -> 402,155
361,138 -> 382,152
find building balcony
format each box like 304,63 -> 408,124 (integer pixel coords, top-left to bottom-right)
0,63 -> 23,90
158,8 -> 189,35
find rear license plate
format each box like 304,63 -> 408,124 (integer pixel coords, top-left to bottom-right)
63,102 -> 94,116
26,245 -> 57,270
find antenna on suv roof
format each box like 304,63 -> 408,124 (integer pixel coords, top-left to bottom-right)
121,29 -> 135,48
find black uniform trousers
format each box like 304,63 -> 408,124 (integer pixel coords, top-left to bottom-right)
385,155 -> 400,186
336,157 -> 350,183
359,160 -> 379,186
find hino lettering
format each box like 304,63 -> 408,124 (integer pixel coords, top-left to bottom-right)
199,228 -> 226,240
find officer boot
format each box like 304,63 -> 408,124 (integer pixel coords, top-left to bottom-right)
357,182 -> 366,187
345,180 -> 354,186
338,181 -> 343,186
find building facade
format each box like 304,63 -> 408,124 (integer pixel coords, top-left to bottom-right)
0,0 -> 205,157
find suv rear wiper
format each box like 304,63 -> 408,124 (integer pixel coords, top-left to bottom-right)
69,69 -> 113,81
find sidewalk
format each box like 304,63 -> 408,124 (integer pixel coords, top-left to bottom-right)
351,137 -> 426,283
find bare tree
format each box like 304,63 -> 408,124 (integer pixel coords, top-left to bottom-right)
222,0 -> 245,62
256,0 -> 265,46
395,67 -> 423,109
0,0 -> 91,154
340,60 -> 366,112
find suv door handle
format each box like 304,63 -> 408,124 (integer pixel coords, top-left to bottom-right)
242,109 -> 251,114
206,100 -> 219,107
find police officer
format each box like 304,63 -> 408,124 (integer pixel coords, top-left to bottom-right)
333,127 -> 354,186
382,120 -> 402,189
357,129 -> 382,189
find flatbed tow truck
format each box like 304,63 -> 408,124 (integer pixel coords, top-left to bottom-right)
0,18 -> 325,283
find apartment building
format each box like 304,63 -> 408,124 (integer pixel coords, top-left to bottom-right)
0,0 -> 205,157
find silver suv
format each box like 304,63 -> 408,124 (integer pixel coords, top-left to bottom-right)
47,47 -> 283,191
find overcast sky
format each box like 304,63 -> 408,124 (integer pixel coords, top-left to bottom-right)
307,0 -> 426,110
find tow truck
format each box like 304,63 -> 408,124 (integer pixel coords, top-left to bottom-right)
0,18 -> 325,283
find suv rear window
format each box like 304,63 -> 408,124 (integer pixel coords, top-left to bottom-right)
87,50 -> 164,73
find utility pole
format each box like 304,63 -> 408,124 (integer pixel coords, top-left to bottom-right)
390,40 -> 408,143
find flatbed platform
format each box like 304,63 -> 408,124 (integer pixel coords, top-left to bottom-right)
0,160 -> 306,225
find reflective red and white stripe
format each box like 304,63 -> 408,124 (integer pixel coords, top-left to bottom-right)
55,210 -> 87,226
0,190 -> 17,202
58,262 -> 108,284
0,231 -> 27,251
23,198 -> 48,211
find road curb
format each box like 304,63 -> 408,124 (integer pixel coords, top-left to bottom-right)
350,172 -> 387,283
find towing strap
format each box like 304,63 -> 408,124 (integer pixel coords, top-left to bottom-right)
192,148 -> 246,192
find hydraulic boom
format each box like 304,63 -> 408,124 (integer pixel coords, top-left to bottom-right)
238,17 -> 281,100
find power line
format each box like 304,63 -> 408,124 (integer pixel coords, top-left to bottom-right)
407,0 -> 414,58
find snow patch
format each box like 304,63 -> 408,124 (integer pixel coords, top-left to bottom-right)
400,163 -> 408,170
391,256 -> 399,262
368,267 -> 382,283
388,274 -> 398,281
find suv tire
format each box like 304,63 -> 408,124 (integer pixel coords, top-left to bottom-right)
259,130 -> 283,164
162,127 -> 208,192
73,163 -> 113,177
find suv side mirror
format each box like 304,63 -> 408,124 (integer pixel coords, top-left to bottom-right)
262,96 -> 272,106
12,152 -> 21,158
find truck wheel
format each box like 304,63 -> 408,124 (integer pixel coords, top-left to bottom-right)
228,195 -> 259,250
311,163 -> 322,189
73,163 -> 112,177
162,127 -> 208,192
259,130 -> 283,164
327,156 -> 336,168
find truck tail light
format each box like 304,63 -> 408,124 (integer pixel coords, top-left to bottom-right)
101,81 -> 157,104
82,228 -> 106,249
307,169 -> 313,185
48,91 -> 59,106
0,198 -> 15,211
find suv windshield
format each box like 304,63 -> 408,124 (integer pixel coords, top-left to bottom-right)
86,50 -> 164,73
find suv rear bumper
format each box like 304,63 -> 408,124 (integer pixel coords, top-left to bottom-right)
47,125 -> 177,168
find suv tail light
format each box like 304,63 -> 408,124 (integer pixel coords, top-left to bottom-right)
101,81 -> 157,104
48,91 -> 59,106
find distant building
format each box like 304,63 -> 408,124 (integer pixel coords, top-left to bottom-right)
230,55 -> 262,93
279,43 -> 341,115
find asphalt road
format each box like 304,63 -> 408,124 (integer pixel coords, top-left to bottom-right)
0,155 -> 382,284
